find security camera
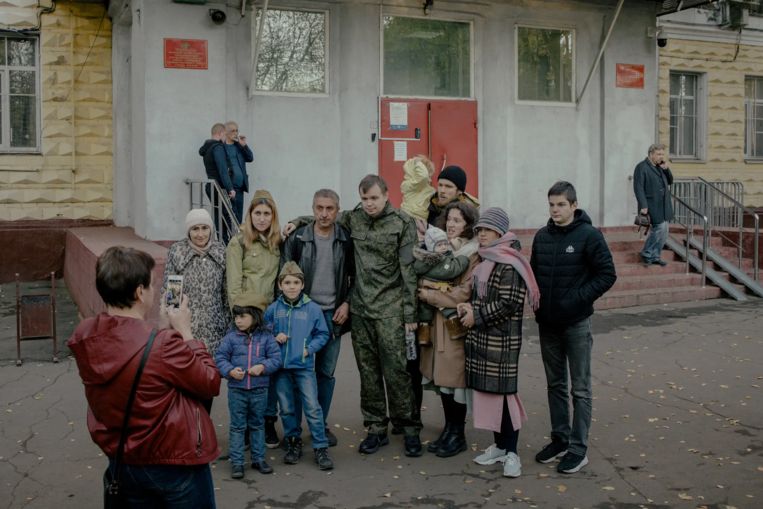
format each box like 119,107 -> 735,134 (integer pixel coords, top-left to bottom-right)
657,38 -> 667,48
209,9 -> 226,25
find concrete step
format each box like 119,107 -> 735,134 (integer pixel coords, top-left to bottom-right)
610,273 -> 703,292
596,285 -> 722,310
615,261 -> 688,276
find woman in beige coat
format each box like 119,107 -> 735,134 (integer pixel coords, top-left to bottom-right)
418,201 -> 480,458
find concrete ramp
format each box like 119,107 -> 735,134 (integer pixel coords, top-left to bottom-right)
64,227 -> 167,322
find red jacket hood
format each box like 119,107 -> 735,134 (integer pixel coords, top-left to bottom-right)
68,313 -> 152,385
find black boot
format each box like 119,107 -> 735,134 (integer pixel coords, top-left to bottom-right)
264,416 -> 279,449
436,422 -> 467,458
427,422 -> 451,453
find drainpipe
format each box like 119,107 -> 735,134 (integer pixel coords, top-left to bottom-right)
576,0 -> 625,108
248,0 -> 269,99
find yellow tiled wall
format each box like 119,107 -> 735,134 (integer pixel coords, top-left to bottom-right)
659,39 -> 763,207
0,1 -> 112,221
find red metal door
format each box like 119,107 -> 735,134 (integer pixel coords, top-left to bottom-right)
378,97 -> 478,207
429,100 -> 478,199
378,99 -> 430,207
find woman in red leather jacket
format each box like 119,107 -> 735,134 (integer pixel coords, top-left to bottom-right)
68,246 -> 221,507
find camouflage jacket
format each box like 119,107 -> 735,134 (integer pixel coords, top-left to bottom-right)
292,202 -> 418,322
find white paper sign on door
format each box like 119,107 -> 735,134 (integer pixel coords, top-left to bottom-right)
393,141 -> 407,162
390,103 -> 408,130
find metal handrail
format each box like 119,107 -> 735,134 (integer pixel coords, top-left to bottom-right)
698,177 -> 759,281
671,193 -> 709,287
184,178 -> 240,243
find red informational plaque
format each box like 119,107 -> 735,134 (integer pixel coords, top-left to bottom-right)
615,63 -> 645,89
164,38 -> 208,70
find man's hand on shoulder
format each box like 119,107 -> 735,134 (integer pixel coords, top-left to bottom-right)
283,223 -> 297,237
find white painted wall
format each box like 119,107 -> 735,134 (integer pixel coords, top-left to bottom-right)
111,0 -> 658,240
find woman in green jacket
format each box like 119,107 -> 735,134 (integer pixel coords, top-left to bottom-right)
226,189 -> 283,447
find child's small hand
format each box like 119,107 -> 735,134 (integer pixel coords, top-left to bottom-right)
275,333 -> 289,344
249,364 -> 265,376
229,367 -> 245,380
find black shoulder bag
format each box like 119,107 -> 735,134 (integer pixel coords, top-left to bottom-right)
103,329 -> 158,509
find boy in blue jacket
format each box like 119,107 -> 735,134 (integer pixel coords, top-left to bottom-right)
265,261 -> 333,470
215,293 -> 281,480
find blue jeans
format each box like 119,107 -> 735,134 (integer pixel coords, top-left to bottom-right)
228,386 -> 268,465
293,309 -> 341,428
275,368 -> 328,449
108,461 -> 215,508
231,188 -> 244,224
265,384 -> 279,419
538,318 -> 593,457
641,220 -> 669,262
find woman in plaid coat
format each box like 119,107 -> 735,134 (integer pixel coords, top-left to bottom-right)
457,207 -> 540,479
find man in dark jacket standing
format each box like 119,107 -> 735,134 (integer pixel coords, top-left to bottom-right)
530,181 -> 616,474
426,165 -> 480,225
280,188 -> 353,447
633,143 -> 674,266
221,121 -> 253,224
199,123 -> 232,241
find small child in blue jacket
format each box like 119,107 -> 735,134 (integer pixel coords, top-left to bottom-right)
265,261 -> 333,470
215,293 -> 281,480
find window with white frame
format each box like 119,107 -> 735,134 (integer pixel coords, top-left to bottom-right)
745,76 -> 763,159
253,8 -> 328,94
382,16 -> 471,98
0,35 -> 39,151
669,72 -> 704,159
516,26 -> 574,103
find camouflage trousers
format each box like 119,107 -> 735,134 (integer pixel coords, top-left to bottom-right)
351,314 -> 422,436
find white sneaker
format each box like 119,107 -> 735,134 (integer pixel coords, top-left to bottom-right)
502,452 -> 522,478
473,444 -> 508,465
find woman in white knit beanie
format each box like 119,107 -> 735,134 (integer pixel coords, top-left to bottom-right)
162,209 -> 230,385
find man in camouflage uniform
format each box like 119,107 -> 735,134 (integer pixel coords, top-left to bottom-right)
286,174 -> 423,457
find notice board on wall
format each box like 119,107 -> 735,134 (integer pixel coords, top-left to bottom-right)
615,63 -> 645,89
164,39 -> 208,70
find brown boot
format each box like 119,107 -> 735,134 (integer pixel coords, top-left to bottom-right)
417,324 -> 431,346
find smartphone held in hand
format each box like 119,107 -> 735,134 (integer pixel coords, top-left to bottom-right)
165,275 -> 184,308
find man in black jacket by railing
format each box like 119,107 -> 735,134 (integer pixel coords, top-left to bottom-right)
530,181 -> 616,475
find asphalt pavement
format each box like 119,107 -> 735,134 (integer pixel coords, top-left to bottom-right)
1,281 -> 761,509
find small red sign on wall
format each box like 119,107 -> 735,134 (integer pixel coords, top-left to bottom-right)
616,63 -> 645,89
164,38 -> 208,70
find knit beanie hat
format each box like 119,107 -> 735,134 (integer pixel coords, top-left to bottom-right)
185,208 -> 214,234
278,261 -> 305,282
250,189 -> 274,204
424,226 -> 449,252
475,207 -> 510,236
231,292 -> 269,312
438,165 -> 467,192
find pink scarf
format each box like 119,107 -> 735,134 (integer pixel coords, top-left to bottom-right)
473,232 -> 540,311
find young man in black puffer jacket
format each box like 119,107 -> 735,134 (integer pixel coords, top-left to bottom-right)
530,181 -> 616,475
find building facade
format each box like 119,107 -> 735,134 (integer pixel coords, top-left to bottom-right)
658,2 -> 763,206
0,0 -> 113,222
2,0 -> 663,241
